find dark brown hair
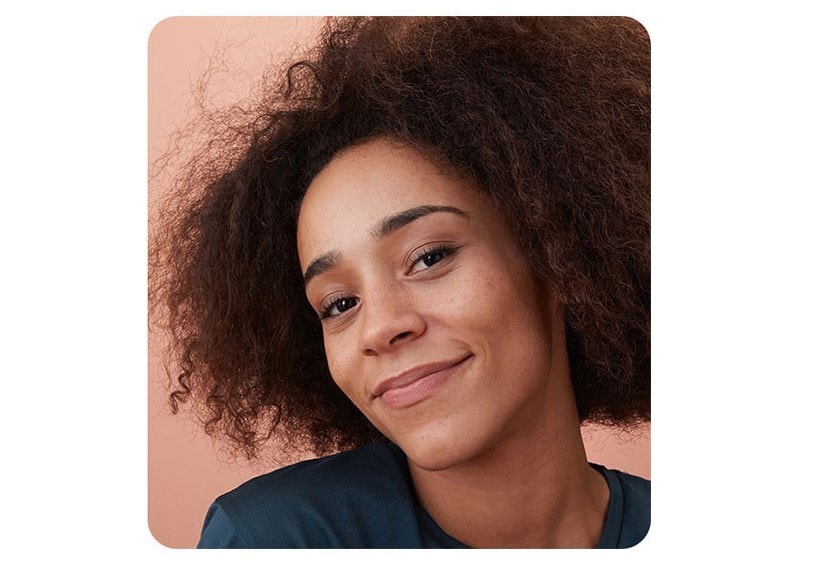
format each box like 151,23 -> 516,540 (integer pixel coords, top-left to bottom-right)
150,17 -> 650,459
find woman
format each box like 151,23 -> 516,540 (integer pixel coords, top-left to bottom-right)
150,16 -> 650,548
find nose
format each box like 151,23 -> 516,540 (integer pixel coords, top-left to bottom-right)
358,282 -> 426,356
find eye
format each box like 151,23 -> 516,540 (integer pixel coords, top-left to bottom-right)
420,251 -> 444,266
319,295 -> 359,320
409,245 -> 457,274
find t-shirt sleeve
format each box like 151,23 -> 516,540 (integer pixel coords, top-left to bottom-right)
192,443 -> 426,548
197,501 -> 249,548
618,474 -> 650,548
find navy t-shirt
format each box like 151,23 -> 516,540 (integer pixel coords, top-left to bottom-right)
197,442 -> 650,548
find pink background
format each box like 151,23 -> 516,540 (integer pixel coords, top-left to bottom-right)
147,16 -> 651,549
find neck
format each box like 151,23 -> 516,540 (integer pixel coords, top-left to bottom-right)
407,375 -> 609,548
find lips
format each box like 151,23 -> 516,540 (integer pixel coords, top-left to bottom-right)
372,354 -> 472,409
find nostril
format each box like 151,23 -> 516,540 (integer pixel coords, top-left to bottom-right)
389,331 -> 413,345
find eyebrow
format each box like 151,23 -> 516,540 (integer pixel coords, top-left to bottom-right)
302,204 -> 469,286
371,205 -> 468,239
302,251 -> 341,286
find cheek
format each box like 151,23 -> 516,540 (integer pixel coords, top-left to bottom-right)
325,338 -> 363,407
323,337 -> 364,401
443,264 -> 537,333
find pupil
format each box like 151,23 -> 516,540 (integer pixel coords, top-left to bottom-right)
424,252 -> 443,266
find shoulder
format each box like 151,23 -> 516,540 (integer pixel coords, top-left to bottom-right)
590,464 -> 650,548
606,467 -> 651,548
197,442 -> 421,548
615,469 -> 650,511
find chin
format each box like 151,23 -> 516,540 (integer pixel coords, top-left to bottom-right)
393,421 -> 489,472
402,442 -> 467,472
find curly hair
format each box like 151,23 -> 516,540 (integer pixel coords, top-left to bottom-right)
149,16 -> 650,460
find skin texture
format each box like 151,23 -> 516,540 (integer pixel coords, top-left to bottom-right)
297,139 -> 610,547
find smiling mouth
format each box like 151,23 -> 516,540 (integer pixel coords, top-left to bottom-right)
373,354 -> 472,409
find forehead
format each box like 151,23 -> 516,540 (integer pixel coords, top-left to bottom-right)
296,139 -> 482,262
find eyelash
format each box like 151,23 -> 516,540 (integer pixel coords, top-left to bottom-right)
317,244 -> 459,321
319,294 -> 359,320
408,244 -> 458,274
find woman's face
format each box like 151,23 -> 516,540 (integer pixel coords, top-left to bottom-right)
297,139 -> 563,471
